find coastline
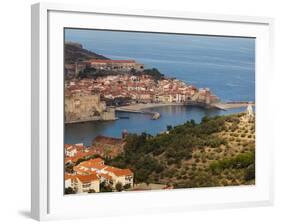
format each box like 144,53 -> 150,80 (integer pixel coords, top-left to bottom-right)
116,101 -> 254,112
116,102 -> 186,111
65,101 -> 254,124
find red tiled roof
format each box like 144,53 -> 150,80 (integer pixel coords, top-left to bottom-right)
90,158 -> 104,164
65,173 -> 76,180
77,158 -> 106,170
76,173 -> 99,183
104,166 -> 133,177
64,150 -> 97,163
99,173 -> 113,180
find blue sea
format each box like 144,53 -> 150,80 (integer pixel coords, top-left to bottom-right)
65,29 -> 255,145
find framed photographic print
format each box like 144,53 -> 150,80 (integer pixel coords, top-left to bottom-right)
31,2 -> 274,221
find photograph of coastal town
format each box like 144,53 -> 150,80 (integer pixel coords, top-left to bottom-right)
64,28 -> 255,195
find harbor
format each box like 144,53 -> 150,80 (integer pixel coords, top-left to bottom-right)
115,101 -> 254,119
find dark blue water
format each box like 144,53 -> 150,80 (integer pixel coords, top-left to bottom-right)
65,106 -> 246,146
64,29 -> 255,145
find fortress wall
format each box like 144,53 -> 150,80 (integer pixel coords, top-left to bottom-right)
65,94 -> 115,123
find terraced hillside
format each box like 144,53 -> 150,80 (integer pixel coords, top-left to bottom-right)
107,112 -> 255,189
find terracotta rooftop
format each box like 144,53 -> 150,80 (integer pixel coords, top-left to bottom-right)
76,173 -> 99,183
65,173 -> 76,181
104,166 -> 133,177
77,158 -> 106,171
99,173 -> 113,180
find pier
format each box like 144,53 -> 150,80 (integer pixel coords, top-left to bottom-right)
116,107 -> 161,120
116,101 -> 254,120
212,101 -> 255,110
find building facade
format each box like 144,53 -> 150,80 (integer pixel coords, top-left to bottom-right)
69,158 -> 134,193
87,59 -> 144,72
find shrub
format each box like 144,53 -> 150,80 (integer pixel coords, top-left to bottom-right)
209,151 -> 255,174
65,187 -> 76,194
244,164 -> 255,181
115,182 -> 123,192
123,183 -> 132,190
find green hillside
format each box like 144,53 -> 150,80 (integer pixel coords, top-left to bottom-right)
65,41 -> 108,64
107,112 -> 255,188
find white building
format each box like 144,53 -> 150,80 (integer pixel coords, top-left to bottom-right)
65,173 -> 100,193
73,158 -> 134,190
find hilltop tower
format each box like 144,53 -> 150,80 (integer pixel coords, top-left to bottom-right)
246,103 -> 254,121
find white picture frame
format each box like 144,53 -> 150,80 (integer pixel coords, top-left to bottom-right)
31,2 -> 274,221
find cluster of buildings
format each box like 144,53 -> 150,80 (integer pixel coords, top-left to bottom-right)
65,74 -> 219,106
65,141 -> 133,194
65,59 -> 144,78
64,59 -> 220,123
65,134 -> 126,164
87,59 -> 144,72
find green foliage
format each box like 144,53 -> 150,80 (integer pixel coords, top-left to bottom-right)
78,67 -> 97,78
64,187 -> 76,194
244,164 -> 255,181
123,184 -> 132,190
166,125 -> 173,131
119,117 -> 217,175
100,182 -> 113,192
65,163 -> 74,173
106,113 -> 255,187
75,157 -> 87,166
143,68 -> 165,80
209,151 -> 255,174
115,182 -> 123,192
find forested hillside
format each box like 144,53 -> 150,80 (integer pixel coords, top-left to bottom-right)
107,113 -> 255,188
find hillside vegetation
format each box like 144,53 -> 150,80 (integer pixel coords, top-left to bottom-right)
65,41 -> 108,64
107,113 -> 255,188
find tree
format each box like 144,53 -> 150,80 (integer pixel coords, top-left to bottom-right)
130,68 -> 137,75
100,181 -> 113,192
166,125 -> 172,131
88,189 -> 96,193
115,182 -> 123,192
201,116 -> 209,123
143,68 -> 164,80
64,187 -> 75,194
123,183 -> 131,190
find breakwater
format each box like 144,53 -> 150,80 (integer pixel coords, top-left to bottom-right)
115,107 -> 160,120
116,101 -> 254,118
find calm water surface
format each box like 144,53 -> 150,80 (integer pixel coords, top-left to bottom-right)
65,106 -> 246,146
